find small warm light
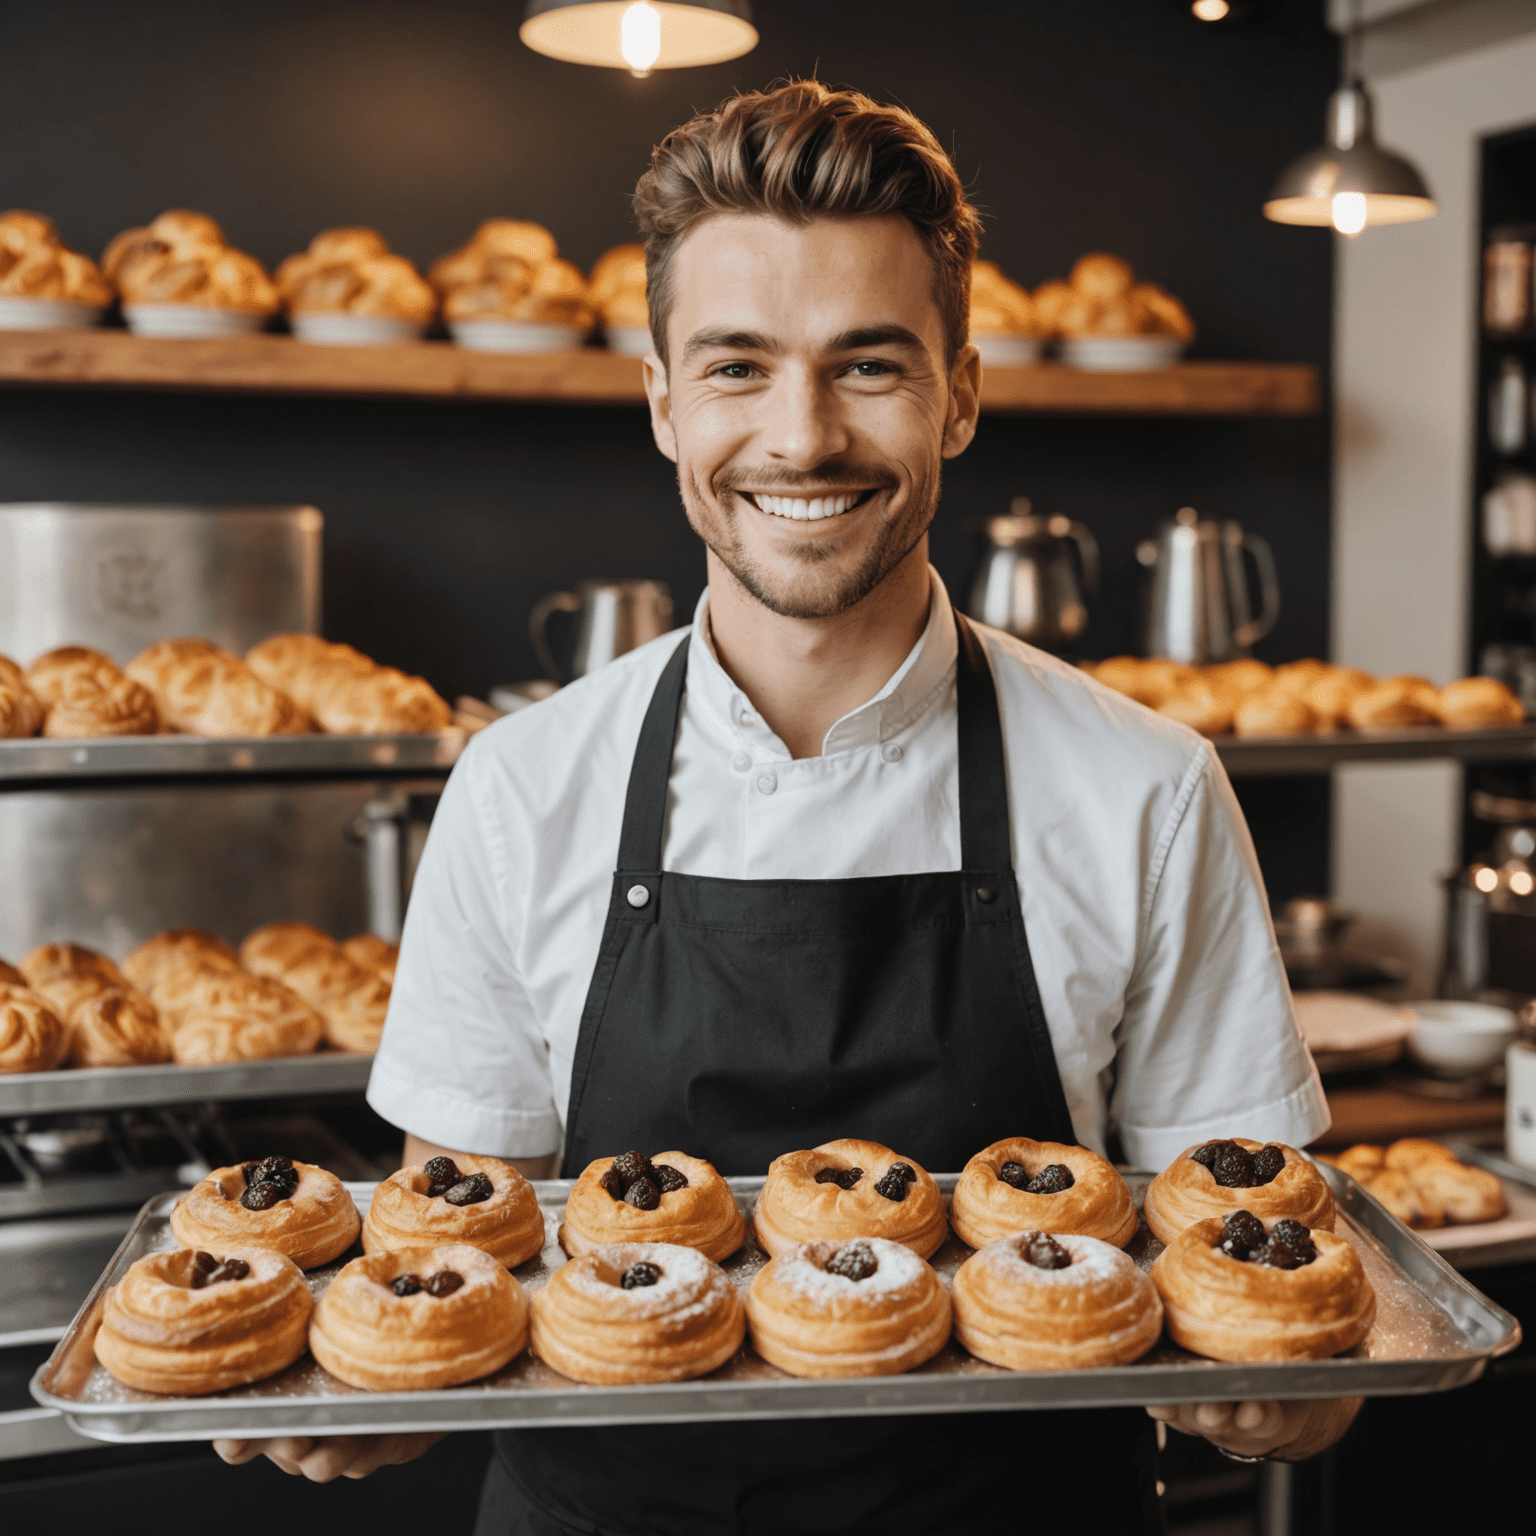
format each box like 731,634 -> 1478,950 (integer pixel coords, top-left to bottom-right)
1474,865 -> 1500,893
1331,192 -> 1368,236
621,1 -> 662,75
1511,870 -> 1535,897
1191,0 -> 1230,19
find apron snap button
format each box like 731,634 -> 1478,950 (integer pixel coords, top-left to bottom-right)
627,884 -> 651,908
756,772 -> 778,794
976,885 -> 997,903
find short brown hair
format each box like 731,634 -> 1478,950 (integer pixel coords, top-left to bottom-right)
633,80 -> 981,366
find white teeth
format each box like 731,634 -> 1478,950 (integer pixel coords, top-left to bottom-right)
753,493 -> 862,522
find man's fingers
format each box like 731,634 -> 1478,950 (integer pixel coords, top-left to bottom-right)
1233,1400 -> 1282,1435
1143,1405 -> 1180,1423
339,1432 -> 445,1479
1193,1401 -> 1235,1433
294,1435 -> 364,1483
212,1438 -> 254,1464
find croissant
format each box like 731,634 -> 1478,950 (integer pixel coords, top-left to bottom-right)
24,646 -> 158,738
104,210 -> 277,314
589,243 -> 646,309
0,210 -> 113,305
0,654 -> 43,737
126,638 -> 310,737
0,983 -> 68,1072
277,228 -> 436,323
1157,680 -> 1233,736
428,220 -> 559,291
969,260 -> 1036,336
1232,689 -> 1316,737
433,221 -> 594,327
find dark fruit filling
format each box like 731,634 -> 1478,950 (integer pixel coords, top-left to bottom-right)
238,1155 -> 298,1210
603,1151 -> 682,1206
1022,1232 -> 1072,1270
1025,1164 -> 1075,1195
599,1168 -> 625,1201
393,1274 -> 423,1296
888,1162 -> 918,1185
825,1241 -> 879,1282
873,1168 -> 909,1202
624,1177 -> 661,1211
424,1269 -> 464,1297
189,1251 -> 249,1288
653,1163 -> 689,1193
621,1261 -> 662,1289
1249,1145 -> 1287,1185
998,1161 -> 1032,1190
443,1172 -> 495,1206
423,1156 -> 462,1197
1218,1209 -> 1267,1260
191,1250 -> 218,1275
814,1167 -> 864,1190
239,1181 -> 284,1211
611,1150 -> 659,1189
1190,1141 -> 1288,1189
1216,1210 -> 1317,1268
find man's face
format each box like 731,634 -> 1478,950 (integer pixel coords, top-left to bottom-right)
645,213 -> 979,620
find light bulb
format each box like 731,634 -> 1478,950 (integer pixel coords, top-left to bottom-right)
1474,865 -> 1500,893
1331,191 -> 1368,237
621,1 -> 662,76
1511,870 -> 1535,897
1191,0 -> 1230,19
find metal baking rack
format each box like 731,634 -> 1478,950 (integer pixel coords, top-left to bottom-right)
1214,721 -> 1536,778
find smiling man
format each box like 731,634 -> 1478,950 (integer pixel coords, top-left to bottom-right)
220,82 -> 1351,1533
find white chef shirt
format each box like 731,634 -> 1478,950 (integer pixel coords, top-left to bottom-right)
368,570 -> 1328,1171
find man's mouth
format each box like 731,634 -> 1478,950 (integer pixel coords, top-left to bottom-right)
740,490 -> 875,522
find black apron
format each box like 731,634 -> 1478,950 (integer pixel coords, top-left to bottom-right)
477,615 -> 1163,1536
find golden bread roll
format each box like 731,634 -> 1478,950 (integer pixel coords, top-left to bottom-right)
559,1150 -> 745,1262
275,228 -> 435,321
1301,667 -> 1375,730
311,1242 -> 528,1392
530,1241 -> 742,1386
0,654 -> 43,737
1070,253 -> 1134,300
952,1231 -> 1163,1371
120,927 -> 241,998
949,1136 -> 1138,1249
432,221 -> 593,327
160,968 -> 324,1064
1382,1137 -> 1460,1173
1202,658 -> 1272,701
1129,282 -> 1195,341
752,1140 -> 948,1260
1091,655 -> 1193,709
1437,676 -> 1524,730
745,1236 -> 951,1379
1143,1138 -> 1334,1246
0,210 -> 113,305
19,941 -> 122,991
590,242 -> 647,328
245,633 -> 372,712
239,920 -> 388,1053
126,637 -> 310,737
1157,680 -> 1233,736
95,1245 -> 312,1395
1232,689 -> 1316,737
0,983 -> 68,1072
172,1157 -> 360,1270
1346,675 -> 1440,731
1152,1212 -> 1374,1362
104,210 -> 277,313
429,220 -> 559,290
365,1154 -> 545,1269
244,633 -> 449,734
239,918 -> 333,973
62,986 -> 170,1067
969,259 -> 1036,335
1360,1167 -> 1443,1229
1330,1143 -> 1385,1181
24,646 -> 159,738
23,645 -> 120,707
341,933 -> 398,983
1408,1161 -> 1504,1225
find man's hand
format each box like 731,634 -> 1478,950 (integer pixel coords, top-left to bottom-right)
214,1433 -> 443,1482
1146,1397 -> 1361,1462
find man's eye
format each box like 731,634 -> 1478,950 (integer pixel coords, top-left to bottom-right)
712,363 -> 756,380
848,360 -> 893,377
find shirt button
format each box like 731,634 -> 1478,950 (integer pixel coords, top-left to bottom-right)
732,752 -> 751,772
756,772 -> 777,795
881,742 -> 903,763
627,884 -> 651,908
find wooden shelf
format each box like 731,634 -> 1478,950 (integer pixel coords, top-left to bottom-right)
0,328 -> 1320,416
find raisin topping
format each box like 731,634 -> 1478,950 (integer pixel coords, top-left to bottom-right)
239,1181 -> 283,1211
424,1269 -> 464,1297
599,1167 -> 626,1201
191,1250 -> 218,1275
998,1161 -> 1032,1191
443,1172 -> 495,1206
1211,1144 -> 1256,1189
1022,1232 -> 1072,1270
611,1150 -> 658,1190
423,1155 -> 462,1197
1248,1145 -> 1287,1187
624,1177 -> 660,1211
1189,1141 -> 1230,1171
1270,1218 -> 1312,1250
244,1156 -> 299,1198
825,1241 -> 879,1282
888,1162 -> 918,1185
1262,1220 -> 1317,1267
1025,1163 -> 1076,1195
653,1163 -> 689,1194
190,1253 -> 250,1289
1218,1209 -> 1267,1262
873,1168 -> 909,1202
239,1160 -> 262,1183
392,1273 -> 423,1296
621,1261 -> 662,1289
1253,1239 -> 1308,1270
814,1167 -> 864,1190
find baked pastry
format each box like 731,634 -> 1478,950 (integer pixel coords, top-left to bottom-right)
560,1149 -> 746,1261
246,634 -> 373,712
310,1242 -> 527,1391
0,983 -> 68,1072
103,211 -> 278,314
951,1231 -> 1163,1370
95,1245 -> 311,1395
19,941 -> 123,993
0,958 -> 22,985
341,933 -> 399,984
1405,1160 -> 1504,1225
1330,1143 -> 1384,1181
1347,676 -> 1440,731
121,927 -> 242,999
589,242 -> 648,329
1092,656 -> 1193,709
1382,1136 -> 1458,1173
244,633 -> 451,735
1326,1138 -> 1504,1228
1204,658 -> 1273,701
529,1241 -> 743,1385
0,654 -> 43,737
753,1140 -> 948,1260
23,646 -> 158,738
1143,1139 -> 1334,1246
431,220 -> 594,328
1299,667 -> 1375,730
1157,680 -> 1233,737
1358,1167 -> 1444,1230
161,969 -> 324,1064
969,260 -> 1037,337
1032,253 -> 1194,342
171,1156 -> 360,1270
1152,1210 -> 1375,1361
126,638 -> 309,737
15,942 -> 170,1066
276,228 -> 436,324
1233,689 -> 1316,737
364,1154 -> 546,1269
239,921 -> 389,1053
1437,676 -> 1524,729
949,1137 -> 1138,1249
0,210 -> 113,306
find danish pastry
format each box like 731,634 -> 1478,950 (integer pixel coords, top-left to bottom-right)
95,1245 -> 311,1395
746,1236 -> 951,1379
0,983 -> 68,1072
753,1140 -> 948,1260
950,1137 -> 1138,1249
23,646 -> 158,738
1437,676 -> 1523,730
1358,1167 -> 1444,1230
1143,1139 -> 1334,1246
951,1231 -> 1163,1371
18,942 -> 171,1067
560,1149 -> 746,1261
126,638 -> 310,737
364,1154 -> 546,1269
310,1243 -> 528,1392
1152,1210 -> 1375,1362
171,1157 -> 360,1270
529,1241 -> 743,1386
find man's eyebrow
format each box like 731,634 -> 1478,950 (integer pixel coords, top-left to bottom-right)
826,324 -> 926,353
682,328 -> 779,361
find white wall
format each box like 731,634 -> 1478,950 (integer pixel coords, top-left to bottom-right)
1333,32 -> 1536,992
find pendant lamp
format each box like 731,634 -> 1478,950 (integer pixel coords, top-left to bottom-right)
1263,0 -> 1434,236
521,0 -> 757,77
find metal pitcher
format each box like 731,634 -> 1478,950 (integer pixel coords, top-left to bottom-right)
530,578 -> 674,683
1137,507 -> 1280,664
967,499 -> 1099,652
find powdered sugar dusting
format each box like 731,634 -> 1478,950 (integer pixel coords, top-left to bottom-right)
773,1238 -> 927,1306
974,1232 -> 1132,1288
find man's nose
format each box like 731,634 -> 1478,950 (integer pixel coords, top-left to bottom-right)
757,365 -> 851,469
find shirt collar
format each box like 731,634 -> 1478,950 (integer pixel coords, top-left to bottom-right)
687,566 -> 959,758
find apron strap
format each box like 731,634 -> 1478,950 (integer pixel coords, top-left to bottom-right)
616,612 -> 1015,876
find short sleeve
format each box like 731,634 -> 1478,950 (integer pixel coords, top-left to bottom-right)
366,741 -> 562,1158
1110,749 -> 1329,1172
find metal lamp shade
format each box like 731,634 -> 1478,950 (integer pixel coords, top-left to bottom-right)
521,0 -> 756,69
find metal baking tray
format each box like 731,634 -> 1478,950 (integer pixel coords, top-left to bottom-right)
0,732 -> 463,785
0,1052 -> 374,1116
1213,721 -> 1536,778
31,1166 -> 1521,1441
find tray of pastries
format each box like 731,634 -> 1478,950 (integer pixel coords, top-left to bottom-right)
31,1134 -> 1519,1440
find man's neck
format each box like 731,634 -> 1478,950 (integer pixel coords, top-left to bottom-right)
704,540 -> 933,759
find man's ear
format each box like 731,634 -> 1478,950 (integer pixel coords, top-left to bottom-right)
643,350 -> 678,464
941,342 -> 982,460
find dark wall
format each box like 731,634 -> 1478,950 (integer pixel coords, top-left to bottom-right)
0,0 -> 1339,895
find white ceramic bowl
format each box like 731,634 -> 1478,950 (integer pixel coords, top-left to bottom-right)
1058,335 -> 1186,372
289,312 -> 425,347
449,320 -> 588,354
973,333 -> 1043,367
0,296 -> 104,331
122,304 -> 269,339
603,325 -> 654,357
1407,1000 -> 1517,1076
